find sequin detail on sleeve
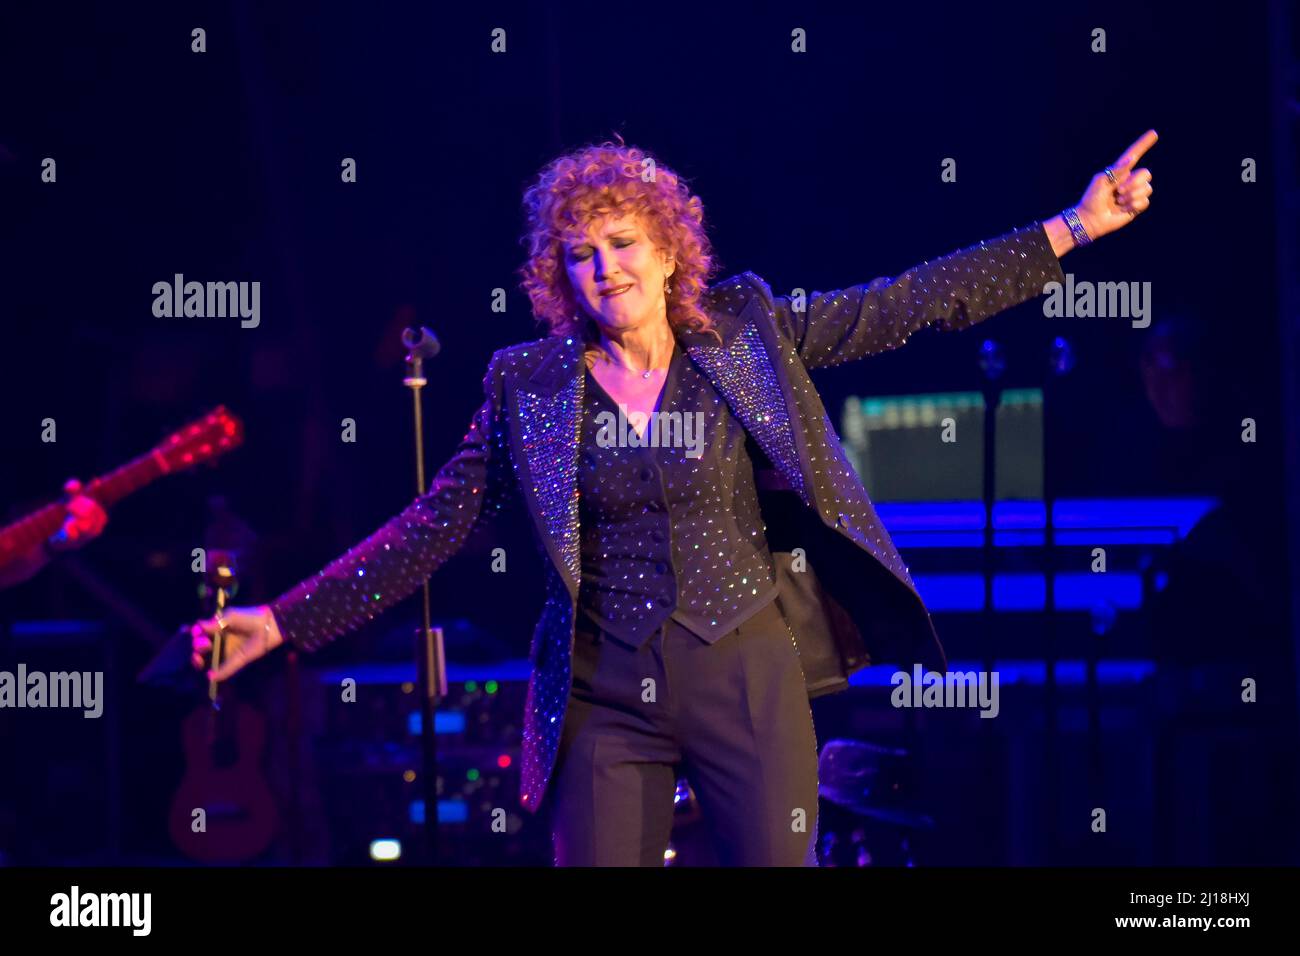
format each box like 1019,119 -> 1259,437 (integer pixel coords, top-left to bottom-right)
768,222 -> 1068,369
269,355 -> 514,651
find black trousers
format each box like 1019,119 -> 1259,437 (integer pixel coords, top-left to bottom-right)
548,596 -> 820,866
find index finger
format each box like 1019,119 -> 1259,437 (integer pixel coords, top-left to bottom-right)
1113,129 -> 1158,172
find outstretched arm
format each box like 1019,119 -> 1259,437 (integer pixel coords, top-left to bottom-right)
270,353 -> 516,651
191,352 -> 517,678
768,221 -> 1066,369
769,129 -> 1158,370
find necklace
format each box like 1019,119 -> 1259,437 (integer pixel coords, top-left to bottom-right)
598,360 -> 660,378
587,343 -> 671,378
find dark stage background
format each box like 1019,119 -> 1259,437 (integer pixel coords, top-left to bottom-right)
1,1 -> 1297,867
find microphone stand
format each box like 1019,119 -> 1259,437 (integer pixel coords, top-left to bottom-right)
403,325 -> 448,864
978,335 -> 1074,863
1042,335 -> 1075,862
977,340 -> 1005,861
977,340 -> 1005,685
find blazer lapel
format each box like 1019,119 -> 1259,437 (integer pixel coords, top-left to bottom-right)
507,337 -> 585,597
682,298 -> 817,512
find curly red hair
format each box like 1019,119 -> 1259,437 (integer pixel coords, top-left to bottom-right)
517,135 -> 722,346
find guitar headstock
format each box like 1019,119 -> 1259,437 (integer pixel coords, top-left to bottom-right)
155,406 -> 245,474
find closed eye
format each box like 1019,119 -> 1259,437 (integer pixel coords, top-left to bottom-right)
569,239 -> 635,261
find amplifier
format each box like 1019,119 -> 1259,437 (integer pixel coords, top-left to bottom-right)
312,661 -> 551,865
840,389 -> 1043,500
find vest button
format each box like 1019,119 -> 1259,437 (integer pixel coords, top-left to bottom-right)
647,500 -> 662,512
655,562 -> 668,574
640,468 -> 654,481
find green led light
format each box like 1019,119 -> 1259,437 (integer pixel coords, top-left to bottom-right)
466,768 -> 480,781
465,680 -> 478,692
485,680 -> 498,694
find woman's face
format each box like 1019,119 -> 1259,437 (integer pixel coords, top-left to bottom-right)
563,213 -> 675,336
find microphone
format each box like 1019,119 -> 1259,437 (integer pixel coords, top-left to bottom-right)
402,326 -> 441,361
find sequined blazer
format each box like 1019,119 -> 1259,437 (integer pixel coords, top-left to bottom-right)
270,220 -> 1067,813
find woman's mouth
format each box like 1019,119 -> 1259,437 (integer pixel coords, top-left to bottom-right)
600,284 -> 633,298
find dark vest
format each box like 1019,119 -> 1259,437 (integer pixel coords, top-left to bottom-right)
577,338 -> 780,647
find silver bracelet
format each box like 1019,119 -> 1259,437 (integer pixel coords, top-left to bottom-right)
1062,206 -> 1092,247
